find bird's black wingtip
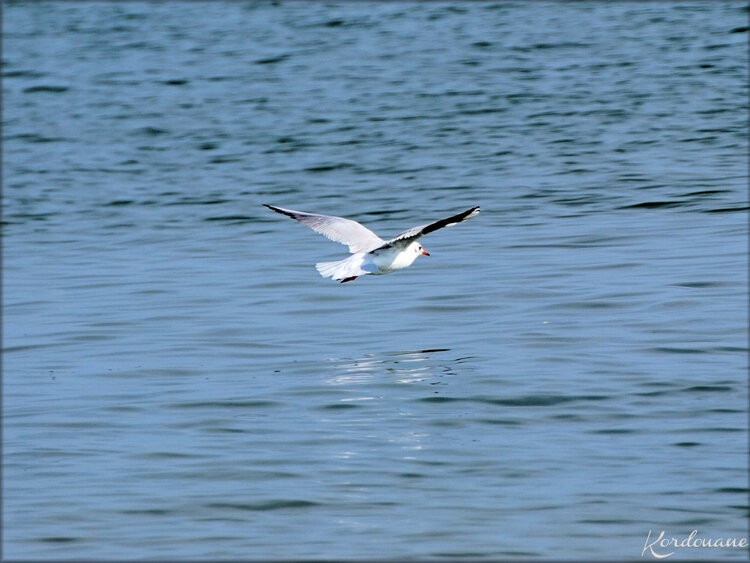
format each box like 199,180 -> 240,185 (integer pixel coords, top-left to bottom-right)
263,204 -> 298,219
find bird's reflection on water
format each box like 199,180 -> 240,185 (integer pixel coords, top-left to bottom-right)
324,348 -> 457,386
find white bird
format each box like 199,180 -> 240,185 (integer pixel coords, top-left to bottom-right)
263,204 -> 480,283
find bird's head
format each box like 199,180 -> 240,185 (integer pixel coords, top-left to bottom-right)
414,242 -> 429,257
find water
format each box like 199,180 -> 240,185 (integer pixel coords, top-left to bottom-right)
3,1 -> 748,559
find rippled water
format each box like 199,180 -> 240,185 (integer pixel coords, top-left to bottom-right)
3,2 -> 748,559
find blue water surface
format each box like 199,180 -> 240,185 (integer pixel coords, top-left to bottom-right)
3,2 -> 748,559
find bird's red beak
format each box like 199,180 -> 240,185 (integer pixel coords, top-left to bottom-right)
421,250 -> 430,256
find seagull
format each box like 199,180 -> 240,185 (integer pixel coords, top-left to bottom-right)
263,204 -> 480,283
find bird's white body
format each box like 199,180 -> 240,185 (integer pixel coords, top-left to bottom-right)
264,204 -> 479,283
315,241 -> 423,281
372,241 -> 423,273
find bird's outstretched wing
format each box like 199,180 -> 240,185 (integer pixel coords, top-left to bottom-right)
378,206 -> 480,249
264,204 -> 385,254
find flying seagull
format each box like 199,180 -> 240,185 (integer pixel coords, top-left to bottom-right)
263,204 -> 480,283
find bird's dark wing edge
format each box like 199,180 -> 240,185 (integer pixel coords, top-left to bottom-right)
377,205 -> 481,249
419,205 -> 480,237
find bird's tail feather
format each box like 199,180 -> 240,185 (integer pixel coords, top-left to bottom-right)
316,254 -> 369,281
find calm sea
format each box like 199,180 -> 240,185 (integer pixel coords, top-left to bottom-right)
3,1 -> 748,559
